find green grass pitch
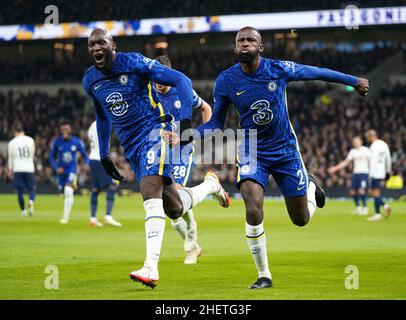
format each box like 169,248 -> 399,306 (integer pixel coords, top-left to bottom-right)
0,194 -> 405,300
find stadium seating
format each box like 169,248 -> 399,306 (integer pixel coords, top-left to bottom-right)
1,0 -> 400,25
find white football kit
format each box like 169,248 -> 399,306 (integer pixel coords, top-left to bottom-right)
369,139 -> 391,180
346,146 -> 370,174
8,135 -> 35,173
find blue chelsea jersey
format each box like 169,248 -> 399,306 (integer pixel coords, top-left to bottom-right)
49,136 -> 89,172
198,57 -> 358,152
157,87 -> 203,121
82,52 -> 193,160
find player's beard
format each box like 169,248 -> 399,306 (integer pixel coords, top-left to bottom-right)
236,50 -> 258,63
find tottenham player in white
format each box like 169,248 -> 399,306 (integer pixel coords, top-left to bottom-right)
365,129 -> 392,221
328,136 -> 370,215
7,125 -> 36,218
88,121 -> 122,227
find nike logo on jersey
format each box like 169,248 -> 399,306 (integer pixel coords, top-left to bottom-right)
297,185 -> 305,191
94,84 -> 102,90
236,90 -> 246,96
146,164 -> 154,170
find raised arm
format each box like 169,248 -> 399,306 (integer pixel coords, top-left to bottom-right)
131,54 -> 193,121
284,61 -> 369,96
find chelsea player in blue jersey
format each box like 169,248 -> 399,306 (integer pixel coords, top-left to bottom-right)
155,55 -> 213,265
49,120 -> 89,224
82,28 -> 229,288
195,27 -> 369,289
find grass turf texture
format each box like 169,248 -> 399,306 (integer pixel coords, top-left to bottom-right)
0,194 -> 405,300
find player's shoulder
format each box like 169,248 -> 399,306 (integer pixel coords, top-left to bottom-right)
8,136 -> 17,145
219,63 -> 240,79
119,51 -> 156,70
72,136 -> 83,143
51,136 -> 61,146
263,57 -> 299,77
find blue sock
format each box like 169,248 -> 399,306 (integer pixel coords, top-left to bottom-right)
91,192 -> 98,218
374,197 -> 381,214
29,190 -> 36,202
360,194 -> 367,207
106,189 -> 116,216
16,188 -> 25,210
353,195 -> 360,207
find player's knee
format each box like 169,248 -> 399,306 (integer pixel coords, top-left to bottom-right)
106,189 -> 115,201
164,202 -> 183,219
90,191 -> 98,204
246,205 -> 263,225
291,212 -> 310,227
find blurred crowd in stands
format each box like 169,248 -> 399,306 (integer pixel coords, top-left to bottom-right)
1,0 -> 401,25
1,42 -> 403,84
0,80 -> 405,190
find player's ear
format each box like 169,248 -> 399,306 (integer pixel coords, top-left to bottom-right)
112,41 -> 117,50
233,46 -> 237,55
259,43 -> 264,53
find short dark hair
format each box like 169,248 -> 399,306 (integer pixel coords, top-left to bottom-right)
14,123 -> 24,133
155,55 -> 172,68
59,119 -> 71,127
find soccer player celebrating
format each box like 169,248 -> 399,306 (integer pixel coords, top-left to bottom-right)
154,55 -> 212,264
364,129 -> 392,221
7,124 -> 36,218
82,28 -> 229,288
328,136 -> 371,215
49,120 -> 90,224
195,27 -> 369,289
87,120 -> 122,227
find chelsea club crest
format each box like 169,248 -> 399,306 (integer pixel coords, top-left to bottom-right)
119,74 -> 128,85
268,81 -> 277,92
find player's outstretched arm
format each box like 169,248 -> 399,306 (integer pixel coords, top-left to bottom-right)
327,159 -> 351,174
288,63 -> 369,97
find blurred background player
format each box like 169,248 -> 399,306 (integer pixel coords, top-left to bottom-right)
327,136 -> 370,215
196,26 -> 369,289
155,55 -> 212,264
7,124 -> 36,218
88,120 -> 122,227
49,120 -> 89,224
365,129 -> 392,222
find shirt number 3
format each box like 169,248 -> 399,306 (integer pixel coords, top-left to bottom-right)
250,100 -> 273,125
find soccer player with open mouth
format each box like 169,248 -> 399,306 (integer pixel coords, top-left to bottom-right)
82,28 -> 230,289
